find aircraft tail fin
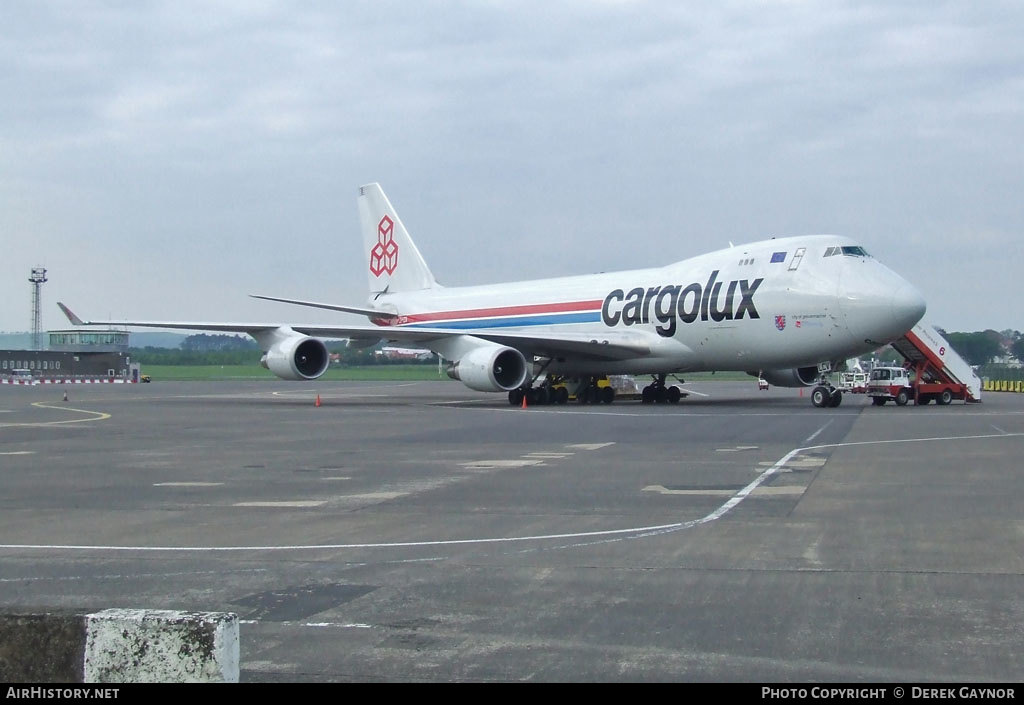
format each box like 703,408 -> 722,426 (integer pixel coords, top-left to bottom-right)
358,183 -> 439,295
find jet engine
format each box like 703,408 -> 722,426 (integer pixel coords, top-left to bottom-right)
260,335 -> 330,380
446,345 -> 528,392
753,366 -> 819,388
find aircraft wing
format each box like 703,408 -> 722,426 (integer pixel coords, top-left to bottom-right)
437,330 -> 652,361
248,294 -> 399,320
58,303 -> 652,362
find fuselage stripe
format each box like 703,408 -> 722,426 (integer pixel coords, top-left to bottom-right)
374,300 -> 603,329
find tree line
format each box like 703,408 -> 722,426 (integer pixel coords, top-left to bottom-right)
941,329 -> 1023,367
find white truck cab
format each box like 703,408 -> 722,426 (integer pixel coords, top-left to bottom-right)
868,366 -> 913,406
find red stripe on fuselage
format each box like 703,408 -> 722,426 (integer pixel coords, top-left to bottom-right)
371,299 -> 603,327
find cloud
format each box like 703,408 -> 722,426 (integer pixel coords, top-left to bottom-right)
1,1 -> 1022,333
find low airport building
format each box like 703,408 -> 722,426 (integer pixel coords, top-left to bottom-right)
1,329 -> 141,384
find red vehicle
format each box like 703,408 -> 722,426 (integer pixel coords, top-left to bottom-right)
866,323 -> 981,406
867,366 -> 966,406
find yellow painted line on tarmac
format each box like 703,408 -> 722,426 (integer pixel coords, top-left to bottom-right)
0,402 -> 111,429
32,402 -> 112,424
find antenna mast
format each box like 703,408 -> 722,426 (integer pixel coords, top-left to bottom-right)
29,266 -> 48,350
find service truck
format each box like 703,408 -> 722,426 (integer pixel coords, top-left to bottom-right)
867,322 -> 981,406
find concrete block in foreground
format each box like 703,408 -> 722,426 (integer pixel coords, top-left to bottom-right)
1,609 -> 239,683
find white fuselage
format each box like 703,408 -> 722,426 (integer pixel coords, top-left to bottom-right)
369,234 -> 926,376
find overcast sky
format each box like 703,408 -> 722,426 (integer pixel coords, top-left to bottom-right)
2,1 -> 1021,335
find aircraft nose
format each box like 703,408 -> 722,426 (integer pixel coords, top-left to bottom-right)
837,261 -> 927,346
891,281 -> 927,333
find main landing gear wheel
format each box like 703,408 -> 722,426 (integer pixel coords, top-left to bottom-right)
532,386 -> 550,405
828,388 -> 843,407
642,374 -> 680,404
811,385 -> 829,408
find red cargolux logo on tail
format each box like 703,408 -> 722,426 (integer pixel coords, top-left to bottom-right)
369,215 -> 398,277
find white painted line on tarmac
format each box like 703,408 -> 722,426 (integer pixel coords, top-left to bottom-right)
0,451 -> 34,456
803,419 -> 834,444
232,500 -> 327,508
338,492 -> 406,501
750,486 -> 808,496
759,457 -> 826,469
239,620 -> 374,629
643,485 -> 807,497
643,485 -> 735,496
2,430 -> 1020,554
460,459 -> 545,469
154,482 -> 224,487
0,567 -> 268,584
677,387 -> 710,397
566,442 -> 615,450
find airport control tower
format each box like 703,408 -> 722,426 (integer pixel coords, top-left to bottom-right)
29,266 -> 47,350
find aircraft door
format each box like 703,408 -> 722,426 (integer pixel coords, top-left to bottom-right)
788,247 -> 806,271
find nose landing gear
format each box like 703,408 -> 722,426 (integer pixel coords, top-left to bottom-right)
810,384 -> 842,408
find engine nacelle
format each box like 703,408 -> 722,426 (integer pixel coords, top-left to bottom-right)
446,345 -> 528,392
753,366 -> 819,388
260,335 -> 330,380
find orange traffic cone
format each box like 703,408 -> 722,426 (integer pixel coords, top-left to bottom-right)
521,392 -> 528,409
315,394 -> 321,407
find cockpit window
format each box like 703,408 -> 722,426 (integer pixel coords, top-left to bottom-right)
825,245 -> 870,258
